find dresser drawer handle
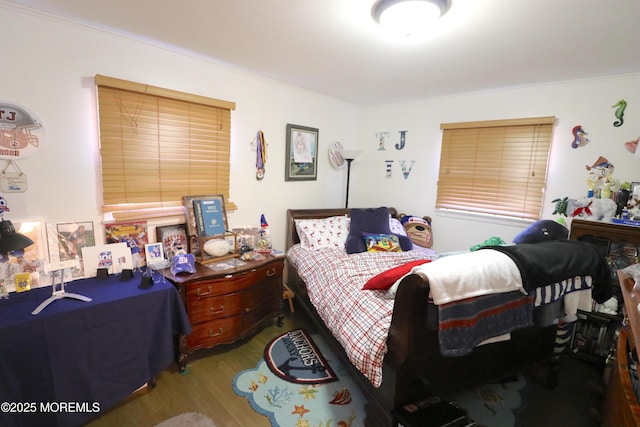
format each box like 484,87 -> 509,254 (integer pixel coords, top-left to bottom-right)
267,268 -> 276,277
208,328 -> 223,337
210,306 -> 224,315
196,286 -> 213,297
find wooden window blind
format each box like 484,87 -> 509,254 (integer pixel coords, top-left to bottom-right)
437,116 -> 555,221
95,75 -> 236,221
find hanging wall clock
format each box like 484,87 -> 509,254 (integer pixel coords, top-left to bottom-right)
0,102 -> 45,160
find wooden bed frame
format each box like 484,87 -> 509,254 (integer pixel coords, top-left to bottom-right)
285,208 -> 558,427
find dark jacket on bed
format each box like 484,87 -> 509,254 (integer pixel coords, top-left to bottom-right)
482,240 -> 613,303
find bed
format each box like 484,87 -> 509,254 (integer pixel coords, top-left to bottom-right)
285,207 -> 613,427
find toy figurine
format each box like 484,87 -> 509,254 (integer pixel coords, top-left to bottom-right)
616,182 -> 632,218
255,214 -> 272,254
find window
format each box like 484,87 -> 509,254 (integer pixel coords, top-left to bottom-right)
95,75 -> 236,221
437,116 -> 555,221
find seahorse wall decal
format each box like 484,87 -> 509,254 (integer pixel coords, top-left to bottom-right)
612,99 -> 627,127
571,125 -> 589,148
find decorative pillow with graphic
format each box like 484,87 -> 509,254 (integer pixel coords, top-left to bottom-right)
363,232 -> 402,252
399,214 -> 433,248
345,207 -> 412,254
363,259 -> 431,290
295,216 -> 350,250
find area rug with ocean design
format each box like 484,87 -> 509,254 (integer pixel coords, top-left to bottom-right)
232,329 -> 366,427
233,328 -> 528,427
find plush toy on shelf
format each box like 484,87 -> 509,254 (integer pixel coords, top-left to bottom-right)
551,196 -> 617,222
571,197 -> 617,222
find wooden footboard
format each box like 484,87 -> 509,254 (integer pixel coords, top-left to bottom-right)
285,208 -> 557,427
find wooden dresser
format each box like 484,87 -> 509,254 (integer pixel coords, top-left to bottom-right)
569,219 -> 640,426
164,255 -> 284,369
604,270 -> 640,426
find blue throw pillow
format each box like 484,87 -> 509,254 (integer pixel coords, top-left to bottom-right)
345,207 -> 413,254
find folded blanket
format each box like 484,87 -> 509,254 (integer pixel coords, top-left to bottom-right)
438,291 -> 533,356
411,249 -> 525,305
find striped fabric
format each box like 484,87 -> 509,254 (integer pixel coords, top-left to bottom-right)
534,276 -> 592,306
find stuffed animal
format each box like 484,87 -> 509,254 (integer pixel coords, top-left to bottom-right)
513,219 -> 568,244
398,214 -> 433,248
571,197 -> 617,222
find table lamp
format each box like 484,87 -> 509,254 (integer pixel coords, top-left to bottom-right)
0,219 -> 34,253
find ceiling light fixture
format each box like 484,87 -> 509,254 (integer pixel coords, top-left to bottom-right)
371,0 -> 451,36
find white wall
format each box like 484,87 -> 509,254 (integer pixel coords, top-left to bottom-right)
1,3 -> 359,251
358,75 -> 640,252
3,2 -> 639,256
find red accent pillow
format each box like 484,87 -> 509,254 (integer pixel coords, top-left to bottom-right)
362,259 -> 430,290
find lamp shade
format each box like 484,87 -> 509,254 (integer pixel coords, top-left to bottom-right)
340,150 -> 363,161
0,219 -> 34,253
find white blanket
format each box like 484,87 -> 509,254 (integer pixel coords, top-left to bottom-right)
410,249 -> 526,305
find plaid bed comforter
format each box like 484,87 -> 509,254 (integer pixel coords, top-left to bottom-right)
287,245 -> 594,387
287,245 -> 437,387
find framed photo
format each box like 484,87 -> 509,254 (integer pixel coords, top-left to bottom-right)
232,227 -> 260,251
156,224 -> 189,260
285,124 -> 318,181
192,195 -> 228,237
104,220 -> 148,267
144,243 -> 164,266
54,221 -> 96,261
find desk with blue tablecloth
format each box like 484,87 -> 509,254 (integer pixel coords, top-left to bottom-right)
0,274 -> 191,427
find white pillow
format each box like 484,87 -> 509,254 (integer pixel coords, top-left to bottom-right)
389,217 -> 407,236
295,216 -> 350,250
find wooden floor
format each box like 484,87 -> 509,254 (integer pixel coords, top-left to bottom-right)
86,310 -> 311,427
86,306 -> 606,427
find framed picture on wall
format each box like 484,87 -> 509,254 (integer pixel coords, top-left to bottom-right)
285,123 -> 318,181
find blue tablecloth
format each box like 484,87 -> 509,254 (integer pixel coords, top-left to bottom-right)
0,274 -> 191,427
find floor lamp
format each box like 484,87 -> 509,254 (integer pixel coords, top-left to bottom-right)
340,150 -> 362,209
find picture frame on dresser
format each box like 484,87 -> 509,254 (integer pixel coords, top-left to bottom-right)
192,195 -> 227,237
156,224 -> 189,260
182,194 -> 229,256
144,243 -> 164,266
181,194 -> 229,237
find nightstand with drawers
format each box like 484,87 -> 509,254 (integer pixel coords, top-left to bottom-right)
164,255 -> 284,369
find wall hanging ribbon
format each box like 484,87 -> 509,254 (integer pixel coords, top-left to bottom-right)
256,130 -> 266,180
